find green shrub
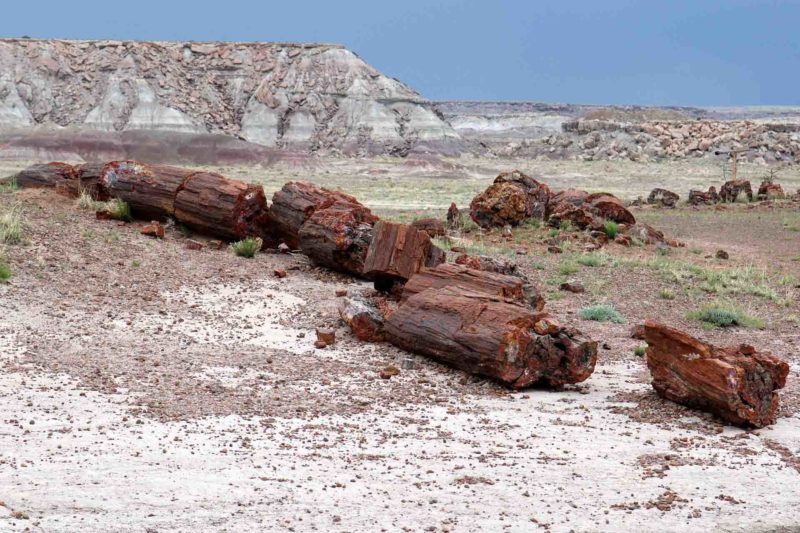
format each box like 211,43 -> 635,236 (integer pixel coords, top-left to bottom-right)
633,345 -> 646,357
524,218 -> 542,230
230,237 -> 263,258
558,261 -> 579,276
548,228 -> 560,238
0,206 -> 23,244
559,220 -> 573,232
579,304 -> 625,323
602,220 -> 619,239
0,257 -> 10,282
687,304 -> 764,329
105,198 -> 133,222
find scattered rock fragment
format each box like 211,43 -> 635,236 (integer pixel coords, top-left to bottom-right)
273,268 -> 287,278
560,280 -> 585,293
141,222 -> 165,239
715,249 -> 729,260
184,239 -> 204,250
338,295 -> 386,342
647,188 -> 680,208
316,328 -> 336,345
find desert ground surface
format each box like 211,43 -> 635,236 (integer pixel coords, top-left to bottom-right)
1,157 -> 800,532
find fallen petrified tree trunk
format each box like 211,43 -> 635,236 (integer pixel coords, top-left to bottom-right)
385,287 -> 597,388
363,221 -> 438,288
719,180 -> 754,203
269,181 -> 373,248
643,320 -> 789,427
174,171 -> 271,241
69,163 -> 111,200
100,161 -> 197,220
14,162 -> 77,191
688,186 -> 719,205
299,202 -> 376,276
401,263 -> 545,311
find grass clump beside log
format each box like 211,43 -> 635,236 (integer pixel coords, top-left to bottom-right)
602,220 -> 619,239
231,237 -> 262,258
578,304 -> 625,323
687,303 -> 765,329
0,176 -> 19,194
76,190 -> 105,211
105,198 -> 133,222
0,206 -> 23,245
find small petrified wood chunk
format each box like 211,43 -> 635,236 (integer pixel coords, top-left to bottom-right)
401,263 -> 544,311
338,295 -> 387,342
643,320 -> 789,428
647,188 -> 680,208
385,287 -> 596,388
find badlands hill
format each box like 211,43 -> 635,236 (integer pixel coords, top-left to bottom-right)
0,38 -> 463,159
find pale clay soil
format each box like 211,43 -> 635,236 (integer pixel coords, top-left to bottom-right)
1,175 -> 800,532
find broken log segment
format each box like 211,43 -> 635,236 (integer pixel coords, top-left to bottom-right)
269,181 -> 375,249
401,263 -> 545,311
643,320 -> 789,428
174,171 -> 270,241
469,170 -> 551,228
14,162 -> 77,192
363,221 -> 434,288
100,160 -> 196,220
385,286 -> 597,389
298,201 -> 375,276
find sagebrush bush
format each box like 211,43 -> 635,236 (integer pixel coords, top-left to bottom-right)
231,237 -> 263,258
579,304 -> 625,323
602,220 -> 619,239
687,304 -> 764,329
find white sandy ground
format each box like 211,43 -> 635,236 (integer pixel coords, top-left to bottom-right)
2,286 -> 800,532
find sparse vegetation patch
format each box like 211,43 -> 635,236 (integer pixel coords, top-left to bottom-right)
579,304 -> 625,323
231,237 -> 263,258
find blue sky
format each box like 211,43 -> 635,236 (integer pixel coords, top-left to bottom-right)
2,0 -> 797,105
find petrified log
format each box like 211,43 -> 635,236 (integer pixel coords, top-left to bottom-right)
757,180 -> 785,200
647,188 -> 680,208
411,217 -> 446,237
14,162 -> 77,192
338,295 -> 386,342
385,287 -> 596,388
269,181 -> 375,248
100,161 -> 196,220
643,321 -> 789,427
69,163 -> 111,200
688,186 -> 719,205
719,180 -> 753,203
401,263 -> 544,311
585,193 -> 636,224
363,221 -> 433,287
469,170 -> 551,228
174,171 -> 271,241
547,202 -> 599,230
454,252 -> 524,278
298,201 -> 375,276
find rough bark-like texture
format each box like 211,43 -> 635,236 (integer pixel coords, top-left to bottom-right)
338,295 -> 386,342
688,186 -> 719,205
757,181 -> 785,200
411,218 -> 446,237
469,170 -> 551,228
647,188 -> 680,207
174,171 -> 270,241
585,193 -> 636,224
643,321 -> 789,428
547,203 -> 599,230
401,264 -> 544,311
70,163 -> 111,200
269,181 -> 374,249
363,221 -> 432,285
100,161 -> 197,220
454,253 -> 525,279
14,162 -> 77,192
298,202 -> 375,276
719,180 -> 754,203
425,244 -> 447,269
385,287 -> 596,389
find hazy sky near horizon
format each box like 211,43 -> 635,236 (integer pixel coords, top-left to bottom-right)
2,0 -> 797,106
